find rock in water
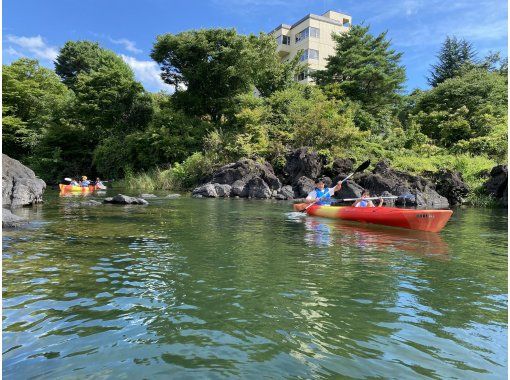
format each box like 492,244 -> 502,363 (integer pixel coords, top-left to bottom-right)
428,169 -> 469,206
192,158 -> 281,199
484,165 -> 508,206
283,147 -> 324,185
104,194 -> 148,205
140,194 -> 157,198
2,208 -> 28,228
2,154 -> 46,208
357,161 -> 449,208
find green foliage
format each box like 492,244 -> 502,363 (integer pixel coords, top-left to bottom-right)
313,25 -> 406,113
428,36 -> 476,87
2,59 -> 73,159
55,41 -> 133,90
411,67 -> 507,156
124,152 -> 217,191
151,29 -> 298,122
28,121 -> 94,183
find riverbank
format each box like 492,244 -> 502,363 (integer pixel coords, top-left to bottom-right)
116,150 -> 505,208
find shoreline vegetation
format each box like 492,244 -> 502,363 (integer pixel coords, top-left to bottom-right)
3,27 -> 507,207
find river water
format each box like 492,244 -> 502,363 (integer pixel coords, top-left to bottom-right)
3,191 -> 508,379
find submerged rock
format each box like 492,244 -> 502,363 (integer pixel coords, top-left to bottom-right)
166,194 -> 181,199
80,200 -> 102,206
2,208 -> 28,228
104,194 -> 148,205
2,154 -> 46,208
140,194 -> 157,198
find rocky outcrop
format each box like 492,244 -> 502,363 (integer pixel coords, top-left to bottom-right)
356,161 -> 449,208
104,194 -> 148,205
326,158 -> 355,182
192,159 -> 283,199
2,208 -> 28,228
484,165 -> 508,206
2,154 -> 46,208
427,169 -> 469,206
283,147 -> 324,185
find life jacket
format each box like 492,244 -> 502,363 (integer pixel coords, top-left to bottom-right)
315,188 -> 332,205
355,199 -> 368,207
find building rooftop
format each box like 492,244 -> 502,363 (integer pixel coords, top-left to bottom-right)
269,10 -> 350,34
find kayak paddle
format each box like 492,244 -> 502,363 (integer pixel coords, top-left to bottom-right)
300,159 -> 371,212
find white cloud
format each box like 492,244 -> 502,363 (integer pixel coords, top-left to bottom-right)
120,54 -> 174,93
5,46 -> 23,57
6,35 -> 58,61
109,38 -> 142,54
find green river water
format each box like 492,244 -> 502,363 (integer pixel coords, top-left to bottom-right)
3,190 -> 508,379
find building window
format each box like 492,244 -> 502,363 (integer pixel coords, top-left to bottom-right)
309,49 -> 319,60
295,27 -> 320,43
300,49 -> 319,61
295,69 -> 316,81
276,35 -> 291,45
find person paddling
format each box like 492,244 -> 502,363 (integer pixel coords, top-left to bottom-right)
305,177 -> 343,206
81,176 -> 90,187
353,190 -> 383,208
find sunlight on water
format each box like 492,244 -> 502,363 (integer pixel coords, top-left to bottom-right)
3,192 -> 508,379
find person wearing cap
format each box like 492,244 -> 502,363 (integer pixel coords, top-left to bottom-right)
81,176 -> 91,187
305,177 -> 342,206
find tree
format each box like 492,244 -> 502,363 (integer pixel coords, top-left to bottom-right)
55,41 -> 154,139
55,41 -> 131,90
151,29 -> 298,122
428,36 -> 476,87
2,58 -> 73,159
313,25 -> 406,113
412,67 -> 507,153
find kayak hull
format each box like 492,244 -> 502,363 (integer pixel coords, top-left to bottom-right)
59,184 -> 106,192
300,204 -> 453,232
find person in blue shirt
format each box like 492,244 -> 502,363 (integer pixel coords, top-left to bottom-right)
353,190 -> 383,207
81,176 -> 91,187
305,177 -> 342,206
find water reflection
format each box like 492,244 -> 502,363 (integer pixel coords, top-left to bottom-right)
2,196 -> 506,379
300,216 -> 449,257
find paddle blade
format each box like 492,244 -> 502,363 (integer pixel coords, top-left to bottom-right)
354,159 -> 371,173
64,177 -> 73,182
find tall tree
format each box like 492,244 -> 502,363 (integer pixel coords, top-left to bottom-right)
2,58 -> 73,159
313,25 -> 406,112
151,29 -> 298,122
55,41 -> 131,90
428,36 -> 476,87
55,41 -> 153,139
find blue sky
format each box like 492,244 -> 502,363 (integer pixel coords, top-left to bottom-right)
3,0 -> 508,92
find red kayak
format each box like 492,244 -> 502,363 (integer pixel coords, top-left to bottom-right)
294,204 -> 453,232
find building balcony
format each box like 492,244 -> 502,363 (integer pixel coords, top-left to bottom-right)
276,43 -> 291,57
